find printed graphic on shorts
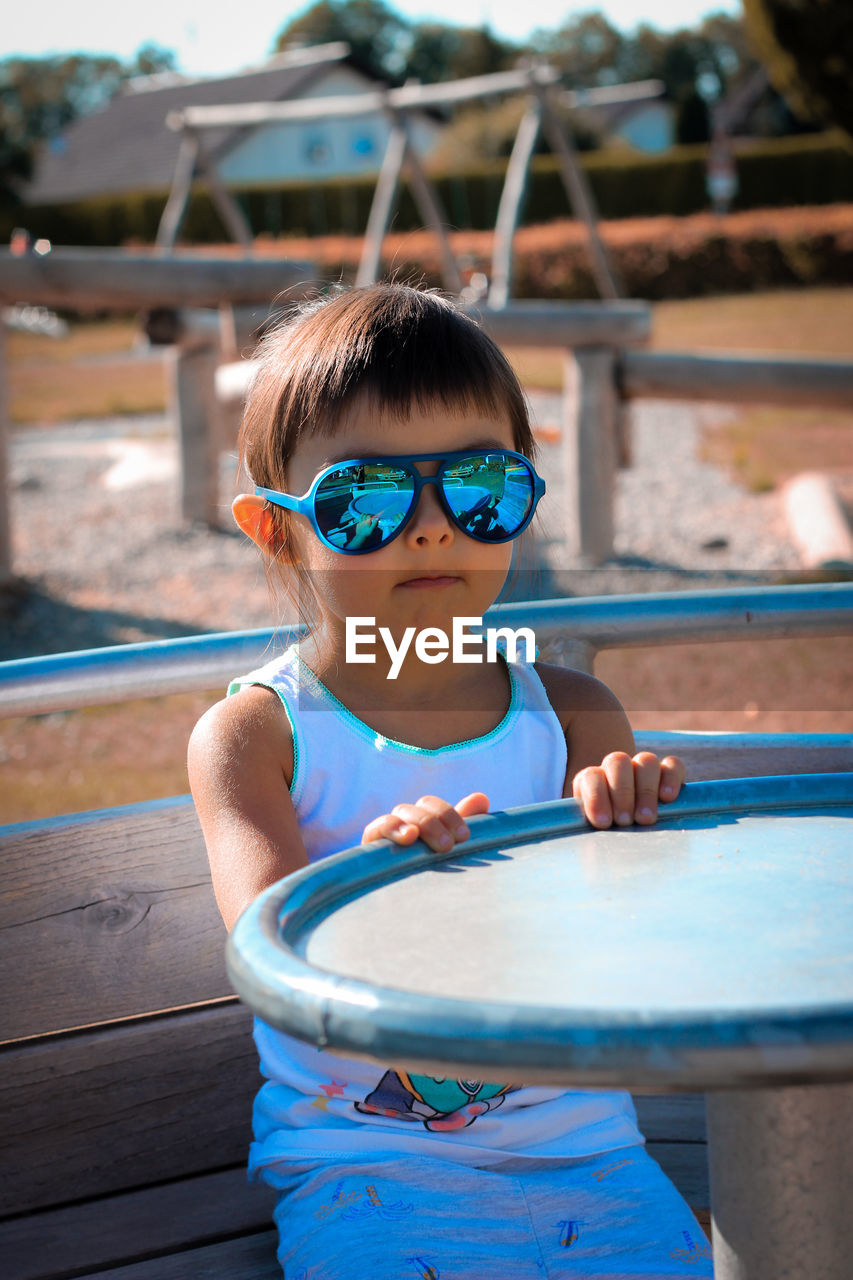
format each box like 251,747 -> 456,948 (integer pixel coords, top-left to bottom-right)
554,1219 -> 585,1248
593,1156 -> 635,1181
406,1257 -> 440,1279
313,1178 -> 362,1221
340,1182 -> 416,1222
355,1068 -> 511,1130
670,1229 -> 713,1264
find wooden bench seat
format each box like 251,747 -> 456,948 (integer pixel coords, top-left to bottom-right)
2,731 -> 850,1278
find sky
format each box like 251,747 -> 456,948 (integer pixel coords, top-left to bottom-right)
5,1 -> 741,79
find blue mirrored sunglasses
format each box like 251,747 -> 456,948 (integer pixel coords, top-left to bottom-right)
255,449 -> 545,555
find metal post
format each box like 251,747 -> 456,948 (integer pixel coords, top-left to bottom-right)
706,1083 -> 853,1280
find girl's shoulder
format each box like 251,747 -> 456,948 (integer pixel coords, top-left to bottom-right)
189,682 -> 295,789
533,661 -> 629,731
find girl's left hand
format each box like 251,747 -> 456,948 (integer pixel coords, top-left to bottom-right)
362,792 -> 490,853
572,752 -> 685,829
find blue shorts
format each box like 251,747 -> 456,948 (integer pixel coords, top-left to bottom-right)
269,1146 -> 712,1278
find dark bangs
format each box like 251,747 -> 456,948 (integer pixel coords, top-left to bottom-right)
244,285 -> 535,488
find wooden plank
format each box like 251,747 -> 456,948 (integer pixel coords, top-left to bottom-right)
0,1003 -> 259,1216
634,1092 -> 706,1142
400,121 -> 463,295
155,131 -> 200,252
0,321 -> 12,584
647,1141 -> 709,1211
560,346 -> 619,562
177,65 -> 563,131
0,252 -> 317,311
194,138 -> 254,251
622,349 -> 853,410
169,340 -> 225,526
0,800 -> 227,1041
356,117 -> 407,288
470,300 -> 651,348
489,101 -> 541,310
74,1231 -> 281,1280
537,88 -> 623,300
1,1167 -> 277,1280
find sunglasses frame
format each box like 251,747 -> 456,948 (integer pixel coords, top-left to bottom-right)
255,448 -> 546,556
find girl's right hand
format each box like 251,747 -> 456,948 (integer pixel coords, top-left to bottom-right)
362,792 -> 490,853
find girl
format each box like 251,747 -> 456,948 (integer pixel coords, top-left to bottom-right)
189,284 -> 711,1278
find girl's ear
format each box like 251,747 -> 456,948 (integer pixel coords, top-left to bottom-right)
232,494 -> 281,554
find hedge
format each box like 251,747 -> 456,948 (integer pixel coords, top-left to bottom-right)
12,130 -> 853,247
254,205 -> 853,300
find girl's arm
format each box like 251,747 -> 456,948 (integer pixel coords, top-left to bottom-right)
188,685 -> 308,931
535,663 -> 685,827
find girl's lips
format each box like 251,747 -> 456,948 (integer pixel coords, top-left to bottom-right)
397,575 -> 461,589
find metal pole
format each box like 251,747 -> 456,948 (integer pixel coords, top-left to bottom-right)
706,1083 -> 853,1279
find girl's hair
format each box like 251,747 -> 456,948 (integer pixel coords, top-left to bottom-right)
237,283 -> 536,602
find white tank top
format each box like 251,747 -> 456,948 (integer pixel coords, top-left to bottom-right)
229,645 -> 642,1177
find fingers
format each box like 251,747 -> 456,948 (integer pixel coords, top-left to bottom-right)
362,793 -> 490,853
573,753 -> 686,829
659,755 -> 686,802
454,792 -> 490,818
632,751 -> 663,824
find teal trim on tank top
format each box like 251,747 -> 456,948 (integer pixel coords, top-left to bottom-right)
227,672 -> 301,801
293,649 -> 522,757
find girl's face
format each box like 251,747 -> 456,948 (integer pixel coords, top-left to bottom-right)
284,397 -> 519,645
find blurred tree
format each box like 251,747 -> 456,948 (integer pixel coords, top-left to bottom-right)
275,0 -> 410,80
531,12 -> 626,87
0,46 -> 177,219
742,0 -> 853,136
405,23 -> 518,83
530,12 -> 762,108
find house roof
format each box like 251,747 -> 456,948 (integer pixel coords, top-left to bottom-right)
26,44 -> 370,205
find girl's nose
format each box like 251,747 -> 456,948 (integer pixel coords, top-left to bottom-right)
404,479 -> 453,547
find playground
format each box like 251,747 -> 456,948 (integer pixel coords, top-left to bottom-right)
1,37 -> 853,1280
2,283 -> 853,822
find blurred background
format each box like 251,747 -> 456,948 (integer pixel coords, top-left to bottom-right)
1,1 -> 851,819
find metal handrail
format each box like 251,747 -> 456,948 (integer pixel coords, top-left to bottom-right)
1,582 -> 850,720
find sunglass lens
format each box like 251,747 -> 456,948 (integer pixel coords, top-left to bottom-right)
315,463 -> 415,552
442,454 -> 534,542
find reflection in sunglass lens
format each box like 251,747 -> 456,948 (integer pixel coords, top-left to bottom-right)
443,453 -> 534,543
315,463 -> 416,551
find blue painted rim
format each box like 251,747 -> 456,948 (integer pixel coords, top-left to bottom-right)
227,774 -> 853,1088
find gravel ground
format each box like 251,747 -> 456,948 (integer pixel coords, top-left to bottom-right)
2,397 -> 806,661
